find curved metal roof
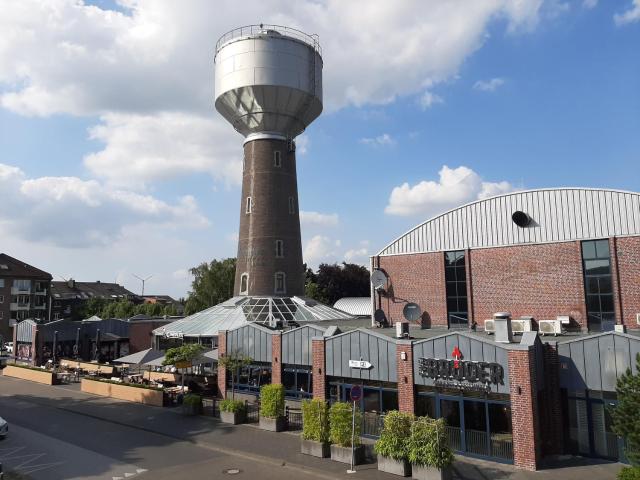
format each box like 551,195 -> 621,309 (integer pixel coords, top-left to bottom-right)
153,296 -> 353,338
333,297 -> 372,317
377,188 -> 640,256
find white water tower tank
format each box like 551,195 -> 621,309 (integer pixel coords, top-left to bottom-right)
214,25 -> 323,141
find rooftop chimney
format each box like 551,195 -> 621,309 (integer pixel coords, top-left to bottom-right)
493,312 -> 513,343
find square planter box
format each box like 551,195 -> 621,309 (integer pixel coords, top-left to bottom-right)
259,416 -> 287,432
220,410 -> 245,425
412,465 -> 452,480
330,444 -> 365,465
378,456 -> 411,477
300,439 -> 330,458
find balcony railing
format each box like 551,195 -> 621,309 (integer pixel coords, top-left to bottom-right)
10,303 -> 30,310
11,287 -> 31,295
34,289 -> 47,295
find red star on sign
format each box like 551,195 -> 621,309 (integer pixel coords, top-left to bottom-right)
452,346 -> 462,368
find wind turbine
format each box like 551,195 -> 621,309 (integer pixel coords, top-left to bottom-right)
132,274 -> 153,297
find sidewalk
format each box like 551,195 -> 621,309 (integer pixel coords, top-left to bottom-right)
0,375 -> 623,480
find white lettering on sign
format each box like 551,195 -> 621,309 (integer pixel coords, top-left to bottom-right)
165,331 -> 184,339
349,360 -> 372,369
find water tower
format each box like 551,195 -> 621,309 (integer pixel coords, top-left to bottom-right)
215,25 -> 323,297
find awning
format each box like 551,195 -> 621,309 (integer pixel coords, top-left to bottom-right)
113,348 -> 164,365
145,348 -> 218,367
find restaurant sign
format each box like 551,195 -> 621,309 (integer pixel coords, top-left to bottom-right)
418,346 -> 504,393
164,330 -> 184,339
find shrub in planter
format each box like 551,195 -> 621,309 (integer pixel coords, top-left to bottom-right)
329,402 -> 364,465
219,399 -> 246,425
407,417 -> 454,480
375,411 -> 414,476
259,384 -> 286,432
619,467 -> 640,480
181,393 -> 203,416
301,399 -> 330,458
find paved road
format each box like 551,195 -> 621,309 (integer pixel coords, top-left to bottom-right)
0,375 -> 624,480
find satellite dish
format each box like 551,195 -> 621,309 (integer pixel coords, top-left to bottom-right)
374,309 -> 387,324
403,303 -> 422,322
371,269 -> 387,290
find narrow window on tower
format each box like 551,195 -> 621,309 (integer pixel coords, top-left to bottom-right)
274,272 -> 286,294
288,197 -> 295,214
246,196 -> 252,214
240,273 -> 249,295
274,151 -> 281,167
275,240 -> 284,258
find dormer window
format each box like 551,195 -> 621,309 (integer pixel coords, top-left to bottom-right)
246,196 -> 252,214
274,151 -> 282,167
274,272 -> 286,294
275,240 -> 284,258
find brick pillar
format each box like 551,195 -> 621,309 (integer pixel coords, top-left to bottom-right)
31,324 -> 39,366
11,322 -> 17,361
217,330 -> 228,399
508,348 -> 541,471
271,333 -> 282,385
540,342 -> 564,455
610,237 -> 624,326
465,249 -> 475,326
397,341 -> 415,414
312,337 -> 326,401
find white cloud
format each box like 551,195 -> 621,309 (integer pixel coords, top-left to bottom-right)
385,165 -> 518,217
359,133 -> 396,147
473,78 -> 506,92
344,240 -> 370,265
300,211 -> 339,227
582,0 -> 598,9
304,235 -> 340,267
84,112 -> 241,187
296,134 -> 309,155
419,90 -> 444,109
0,162 -> 209,248
614,0 -> 640,25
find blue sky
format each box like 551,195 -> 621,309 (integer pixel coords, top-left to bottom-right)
0,0 -> 638,298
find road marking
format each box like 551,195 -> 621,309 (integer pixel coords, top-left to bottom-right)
124,473 -> 136,478
136,468 -> 148,473
113,477 -> 124,480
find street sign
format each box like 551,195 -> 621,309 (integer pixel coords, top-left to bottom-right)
350,385 -> 362,402
175,360 -> 191,369
348,359 -> 372,369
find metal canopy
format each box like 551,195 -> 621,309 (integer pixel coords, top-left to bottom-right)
153,296 -> 353,339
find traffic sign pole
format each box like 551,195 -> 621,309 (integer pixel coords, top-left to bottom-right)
347,385 -> 362,474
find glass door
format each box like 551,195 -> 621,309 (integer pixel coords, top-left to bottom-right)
464,399 -> 489,456
440,397 -> 463,452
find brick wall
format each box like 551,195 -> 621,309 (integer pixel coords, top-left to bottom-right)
471,242 -> 587,330
129,321 -> 169,353
617,236 -> 640,329
271,333 -> 282,385
217,330 -> 227,398
509,348 -> 541,471
378,252 -> 447,327
311,338 -> 326,400
396,341 -> 415,413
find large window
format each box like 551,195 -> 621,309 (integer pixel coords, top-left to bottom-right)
230,364 -> 272,394
13,279 -> 31,291
240,273 -> 249,295
445,251 -> 468,328
582,240 -> 615,331
283,366 -> 312,399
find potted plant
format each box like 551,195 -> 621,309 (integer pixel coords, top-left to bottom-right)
329,401 -> 364,465
301,399 -> 330,458
219,399 -> 246,424
182,393 -> 203,416
259,384 -> 287,432
407,417 -> 454,480
375,410 -> 414,476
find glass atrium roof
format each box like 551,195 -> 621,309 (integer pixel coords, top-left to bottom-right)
153,296 -> 354,338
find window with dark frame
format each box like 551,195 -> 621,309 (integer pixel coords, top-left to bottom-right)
245,196 -> 252,214
274,150 -> 281,167
283,366 -> 313,399
444,250 -> 469,328
240,273 -> 249,295
275,272 -> 286,294
581,239 -> 615,331
288,196 -> 295,214
275,240 -> 284,258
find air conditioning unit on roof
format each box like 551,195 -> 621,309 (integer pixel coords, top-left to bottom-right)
484,319 -> 495,334
539,319 -> 564,336
511,317 -> 533,334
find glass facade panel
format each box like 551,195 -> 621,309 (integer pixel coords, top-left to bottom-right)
581,240 -> 615,331
416,394 -> 436,418
444,250 -> 468,328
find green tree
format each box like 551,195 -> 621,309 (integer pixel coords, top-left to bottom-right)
163,304 -> 178,316
612,353 -> 640,465
163,343 -> 206,392
304,262 -> 370,306
184,258 -> 236,315
218,351 -> 253,400
79,297 -> 109,319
